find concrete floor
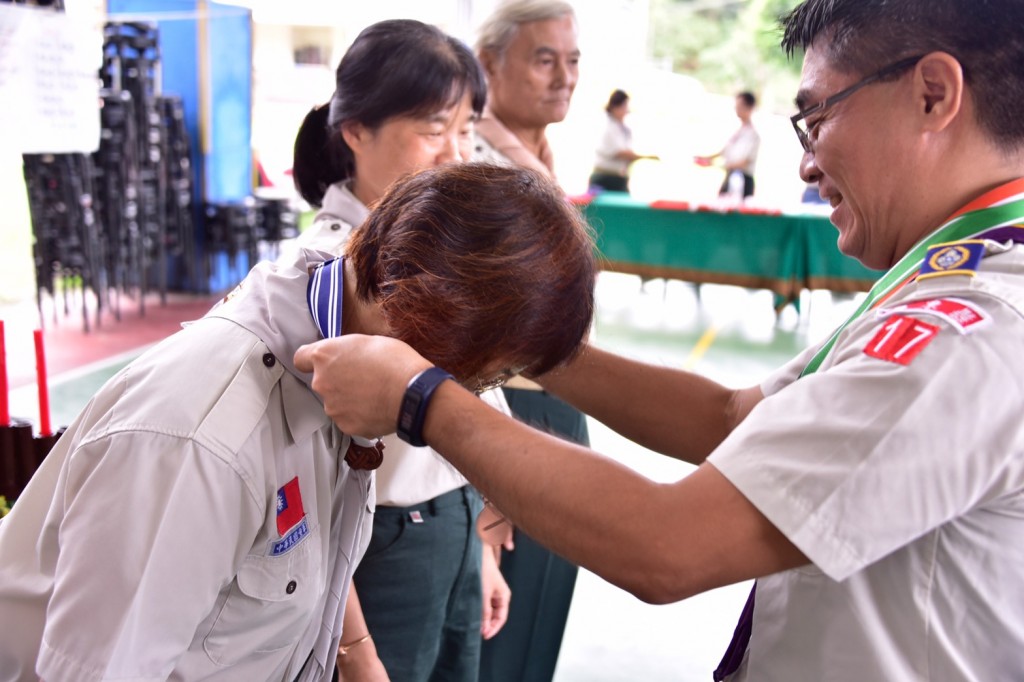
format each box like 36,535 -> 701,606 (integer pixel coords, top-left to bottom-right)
4,272 -> 865,682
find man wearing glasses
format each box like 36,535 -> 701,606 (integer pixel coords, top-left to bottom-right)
296,0 -> 1024,679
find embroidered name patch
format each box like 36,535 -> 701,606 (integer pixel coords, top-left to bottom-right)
917,241 -> 985,280
272,517 -> 309,556
864,315 -> 939,365
877,297 -> 991,335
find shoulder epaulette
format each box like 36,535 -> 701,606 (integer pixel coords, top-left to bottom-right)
917,239 -> 986,281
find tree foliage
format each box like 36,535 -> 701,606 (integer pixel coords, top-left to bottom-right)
650,0 -> 804,111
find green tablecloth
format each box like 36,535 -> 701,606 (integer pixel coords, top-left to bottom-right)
582,193 -> 881,306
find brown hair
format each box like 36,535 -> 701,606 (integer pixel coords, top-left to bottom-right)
346,163 -> 596,381
606,89 -> 629,113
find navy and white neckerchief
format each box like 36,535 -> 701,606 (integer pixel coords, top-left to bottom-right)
306,256 -> 385,469
307,257 -> 344,339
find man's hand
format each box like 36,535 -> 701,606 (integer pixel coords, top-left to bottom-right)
294,335 -> 431,437
480,544 -> 511,640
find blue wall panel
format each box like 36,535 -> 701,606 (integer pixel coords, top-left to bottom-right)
205,4 -> 252,202
107,0 -> 253,292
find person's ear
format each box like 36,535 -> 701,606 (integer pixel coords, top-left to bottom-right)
914,51 -> 964,132
340,120 -> 371,155
478,49 -> 499,79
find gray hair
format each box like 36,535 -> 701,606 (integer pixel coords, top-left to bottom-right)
475,0 -> 577,57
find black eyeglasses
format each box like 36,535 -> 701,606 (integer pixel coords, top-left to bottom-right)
791,55 -> 925,153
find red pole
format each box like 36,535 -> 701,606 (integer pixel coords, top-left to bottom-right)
33,330 -> 51,438
0,321 -> 9,427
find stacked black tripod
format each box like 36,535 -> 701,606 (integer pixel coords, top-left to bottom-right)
23,22 -> 194,330
22,20 -> 298,332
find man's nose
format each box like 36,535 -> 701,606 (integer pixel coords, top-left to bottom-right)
552,60 -> 575,88
798,149 -> 819,184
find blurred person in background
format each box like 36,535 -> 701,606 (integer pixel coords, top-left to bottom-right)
695,91 -> 761,201
472,2 -> 587,681
291,19 -> 511,682
589,89 -> 659,194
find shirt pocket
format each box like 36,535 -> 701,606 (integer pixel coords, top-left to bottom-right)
203,525 -> 323,665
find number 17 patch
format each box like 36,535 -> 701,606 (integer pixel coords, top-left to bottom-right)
864,315 -> 940,366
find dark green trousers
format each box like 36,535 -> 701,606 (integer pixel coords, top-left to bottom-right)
355,486 -> 484,682
479,388 -> 589,682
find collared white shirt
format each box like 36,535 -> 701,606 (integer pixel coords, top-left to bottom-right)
721,123 -> 760,176
593,115 -> 632,177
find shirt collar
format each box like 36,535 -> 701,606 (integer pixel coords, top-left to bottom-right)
206,247 -> 336,442
475,105 -> 556,178
315,181 -> 370,226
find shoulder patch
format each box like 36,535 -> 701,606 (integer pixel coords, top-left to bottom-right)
876,297 -> 991,335
863,315 -> 939,366
917,241 -> 985,280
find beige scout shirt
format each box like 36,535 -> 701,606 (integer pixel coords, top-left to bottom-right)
0,249 -> 373,682
709,239 -> 1024,680
302,181 -> 368,256
374,386 -> 508,507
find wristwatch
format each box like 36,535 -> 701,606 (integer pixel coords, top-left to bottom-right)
396,366 -> 454,447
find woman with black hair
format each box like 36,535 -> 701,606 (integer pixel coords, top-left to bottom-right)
290,20 -> 509,682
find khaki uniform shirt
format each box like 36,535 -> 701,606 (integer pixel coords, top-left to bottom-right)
710,238 -> 1024,680
0,249 -> 373,681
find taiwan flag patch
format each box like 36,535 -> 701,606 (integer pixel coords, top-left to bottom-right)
277,477 -> 305,536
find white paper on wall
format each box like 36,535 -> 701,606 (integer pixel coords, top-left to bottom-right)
0,4 -> 102,154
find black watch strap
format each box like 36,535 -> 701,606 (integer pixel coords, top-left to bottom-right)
396,367 -> 455,447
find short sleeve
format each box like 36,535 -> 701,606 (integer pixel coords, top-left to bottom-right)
711,298 -> 1024,580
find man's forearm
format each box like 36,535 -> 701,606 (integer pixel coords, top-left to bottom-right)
419,382 -> 800,603
538,345 -> 755,464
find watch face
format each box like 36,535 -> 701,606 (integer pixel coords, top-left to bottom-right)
398,394 -> 420,436
396,367 -> 453,447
